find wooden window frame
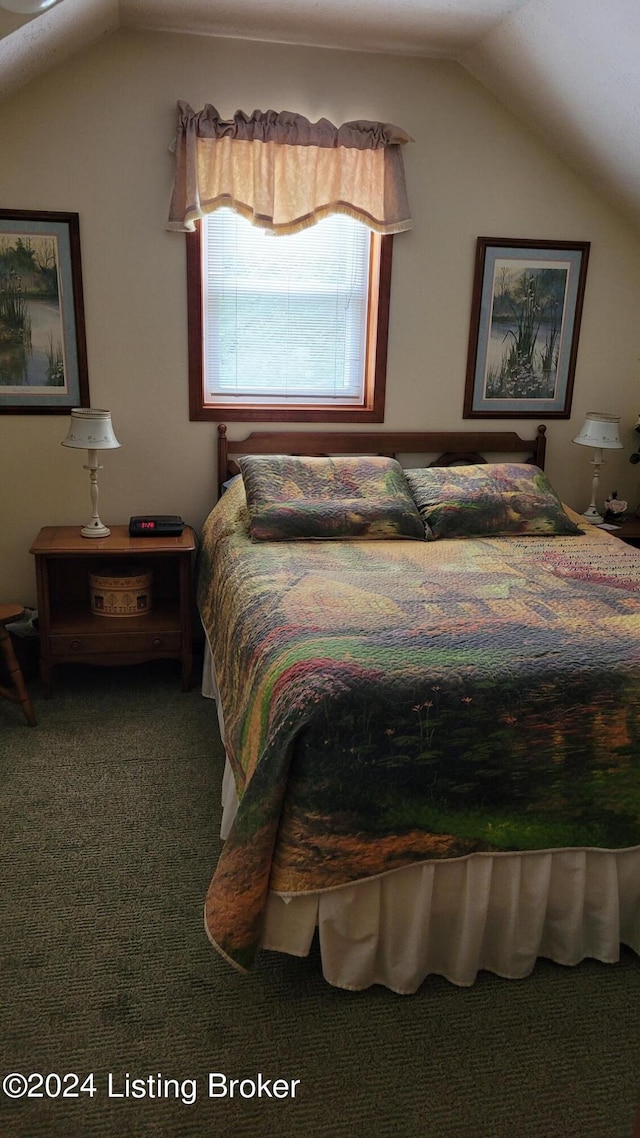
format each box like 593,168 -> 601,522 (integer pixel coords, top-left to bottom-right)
186,221 -> 393,423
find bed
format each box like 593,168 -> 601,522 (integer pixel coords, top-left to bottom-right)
198,423 -> 640,994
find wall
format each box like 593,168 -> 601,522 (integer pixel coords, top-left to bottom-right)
2,28 -> 640,604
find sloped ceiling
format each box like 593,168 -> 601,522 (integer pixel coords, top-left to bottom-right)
463,0 -> 640,232
1,0 -> 639,230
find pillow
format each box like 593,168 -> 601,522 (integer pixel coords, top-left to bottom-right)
404,463 -> 584,540
239,454 -> 425,541
221,473 -> 242,494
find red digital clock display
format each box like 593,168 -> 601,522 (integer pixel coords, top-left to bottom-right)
129,515 -> 184,537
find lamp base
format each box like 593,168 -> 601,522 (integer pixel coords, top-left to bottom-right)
581,506 -> 603,524
81,520 -> 111,538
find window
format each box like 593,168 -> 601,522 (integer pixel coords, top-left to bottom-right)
186,209 -> 392,422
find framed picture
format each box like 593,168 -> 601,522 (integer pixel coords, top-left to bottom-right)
0,209 -> 89,414
463,237 -> 590,419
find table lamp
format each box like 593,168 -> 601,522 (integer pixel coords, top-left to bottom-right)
0,1 -> 61,10
61,408 -> 120,538
572,411 -> 623,523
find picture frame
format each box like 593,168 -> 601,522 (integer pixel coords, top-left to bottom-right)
0,209 -> 89,414
463,237 -> 590,419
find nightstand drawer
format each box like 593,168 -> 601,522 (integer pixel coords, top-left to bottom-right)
50,630 -> 182,656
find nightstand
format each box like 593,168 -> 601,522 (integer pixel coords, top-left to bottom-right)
605,517 -> 640,547
30,526 -> 197,696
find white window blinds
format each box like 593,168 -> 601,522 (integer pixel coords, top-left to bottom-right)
201,209 -> 372,405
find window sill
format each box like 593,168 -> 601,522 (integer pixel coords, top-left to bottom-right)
189,404 -> 385,423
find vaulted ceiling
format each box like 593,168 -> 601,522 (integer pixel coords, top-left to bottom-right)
1,0 -> 639,231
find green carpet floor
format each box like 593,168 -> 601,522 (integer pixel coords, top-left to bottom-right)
1,659 -> 638,1138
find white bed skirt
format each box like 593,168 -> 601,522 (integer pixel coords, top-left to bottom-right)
204,641 -> 640,995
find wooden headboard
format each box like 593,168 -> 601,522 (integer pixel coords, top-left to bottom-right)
216,422 -> 547,498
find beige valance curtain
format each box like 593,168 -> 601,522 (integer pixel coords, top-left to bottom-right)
167,101 -> 412,235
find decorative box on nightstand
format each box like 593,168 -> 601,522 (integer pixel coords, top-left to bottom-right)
30,525 -> 197,695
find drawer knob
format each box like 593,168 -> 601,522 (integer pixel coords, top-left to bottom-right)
152,637 -> 163,647
70,639 -> 81,651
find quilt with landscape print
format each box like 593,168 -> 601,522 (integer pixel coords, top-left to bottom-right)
197,479 -> 640,971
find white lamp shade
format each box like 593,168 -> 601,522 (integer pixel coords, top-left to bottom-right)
61,408 -> 120,450
0,0 -> 61,11
572,412 -> 623,450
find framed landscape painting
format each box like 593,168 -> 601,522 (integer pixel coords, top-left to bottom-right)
0,209 -> 89,413
463,237 -> 590,419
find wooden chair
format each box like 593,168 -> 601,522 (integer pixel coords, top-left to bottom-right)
0,604 -> 37,727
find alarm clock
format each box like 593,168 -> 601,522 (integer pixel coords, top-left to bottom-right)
129,515 -> 185,537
